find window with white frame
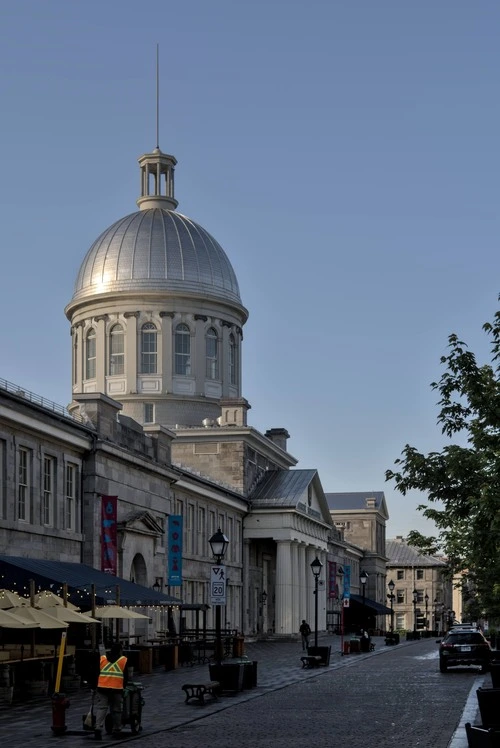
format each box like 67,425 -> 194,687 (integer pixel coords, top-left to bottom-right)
174,324 -> 191,375
65,463 -> 77,530
229,333 -> 237,386
42,456 -> 55,526
18,447 -> 30,521
187,504 -> 195,553
227,517 -> 233,562
140,323 -> 157,373
85,328 -> 96,379
205,327 -> 219,379
416,568 -> 424,580
397,569 -> 404,580
395,613 -> 406,630
144,403 -> 155,423
109,324 -> 125,375
197,507 -> 205,557
397,590 -> 405,604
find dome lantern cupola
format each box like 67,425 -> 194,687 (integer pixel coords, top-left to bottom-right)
136,147 -> 178,211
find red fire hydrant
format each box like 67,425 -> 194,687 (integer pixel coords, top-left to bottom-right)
51,692 -> 70,735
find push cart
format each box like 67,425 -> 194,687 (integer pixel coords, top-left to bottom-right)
104,681 -> 145,735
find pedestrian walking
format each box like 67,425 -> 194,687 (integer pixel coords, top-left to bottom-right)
360,628 -> 371,652
299,620 -> 311,650
92,642 -> 128,740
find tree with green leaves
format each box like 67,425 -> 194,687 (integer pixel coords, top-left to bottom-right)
386,304 -> 500,620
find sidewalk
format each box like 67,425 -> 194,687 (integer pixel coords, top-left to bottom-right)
0,635 -> 472,747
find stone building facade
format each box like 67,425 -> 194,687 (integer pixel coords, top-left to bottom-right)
0,136 -> 393,638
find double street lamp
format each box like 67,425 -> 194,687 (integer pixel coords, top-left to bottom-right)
360,570 -> 368,630
209,528 -> 229,665
310,556 -> 323,648
387,579 -> 395,633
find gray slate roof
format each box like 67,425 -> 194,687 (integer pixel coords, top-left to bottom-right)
386,539 -> 447,568
249,469 -> 318,508
325,491 -> 385,510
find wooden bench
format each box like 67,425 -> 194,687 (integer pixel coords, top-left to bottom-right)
182,681 -> 220,705
300,655 -> 322,669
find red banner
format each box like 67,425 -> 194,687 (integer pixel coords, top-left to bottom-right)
101,496 -> 118,574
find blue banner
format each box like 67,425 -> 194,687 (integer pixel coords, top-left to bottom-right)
167,515 -> 183,586
343,564 -> 351,599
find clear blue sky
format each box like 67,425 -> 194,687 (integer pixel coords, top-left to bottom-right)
1,0 -> 499,538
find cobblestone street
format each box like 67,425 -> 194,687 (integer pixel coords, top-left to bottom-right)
0,636 -> 486,748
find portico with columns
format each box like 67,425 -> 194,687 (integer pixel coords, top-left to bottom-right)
244,469 -> 332,637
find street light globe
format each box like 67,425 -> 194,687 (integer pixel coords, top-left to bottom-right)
209,528 -> 229,562
310,557 -> 323,577
360,570 -> 368,586
388,579 -> 395,593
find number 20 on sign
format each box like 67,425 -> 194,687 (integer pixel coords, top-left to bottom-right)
210,566 -> 227,604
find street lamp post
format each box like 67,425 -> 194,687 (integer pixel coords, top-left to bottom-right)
310,557 -> 323,648
412,589 -> 418,633
209,528 -> 229,665
424,593 -> 429,634
360,570 -> 368,631
388,579 -> 395,634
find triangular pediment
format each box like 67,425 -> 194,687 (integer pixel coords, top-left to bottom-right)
118,511 -> 163,537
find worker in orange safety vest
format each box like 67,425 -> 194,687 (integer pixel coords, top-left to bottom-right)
93,642 -> 128,740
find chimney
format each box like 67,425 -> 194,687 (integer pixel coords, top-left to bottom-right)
265,428 -> 290,452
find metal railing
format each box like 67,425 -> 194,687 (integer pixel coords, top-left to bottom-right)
0,378 -> 86,425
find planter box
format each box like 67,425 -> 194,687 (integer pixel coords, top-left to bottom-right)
307,646 -> 332,665
477,688 -> 500,729
209,662 -> 245,692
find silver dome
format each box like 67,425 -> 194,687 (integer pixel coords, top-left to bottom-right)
71,209 -> 242,305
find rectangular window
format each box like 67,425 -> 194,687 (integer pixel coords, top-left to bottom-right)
18,448 -> 30,521
416,569 -> 424,580
227,517 -> 233,562
397,570 -> 404,580
416,590 -> 424,604
42,456 -> 55,526
396,590 -> 405,604
65,464 -> 77,530
197,507 -> 205,557
186,503 -> 195,554
395,613 -> 406,630
144,403 -> 155,423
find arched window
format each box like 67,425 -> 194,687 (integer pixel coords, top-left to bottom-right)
206,327 -> 219,380
229,333 -> 237,386
109,324 -> 124,375
175,324 -> 191,375
141,322 -> 157,374
85,328 -> 96,380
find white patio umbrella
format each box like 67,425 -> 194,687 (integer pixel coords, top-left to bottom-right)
89,606 -> 150,620
48,606 -> 100,624
34,591 -> 80,611
0,590 -> 28,609
13,606 -> 69,629
0,608 -> 40,628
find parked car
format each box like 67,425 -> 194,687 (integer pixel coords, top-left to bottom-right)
438,630 -> 491,672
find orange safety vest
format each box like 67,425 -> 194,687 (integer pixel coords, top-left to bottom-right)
97,655 -> 127,689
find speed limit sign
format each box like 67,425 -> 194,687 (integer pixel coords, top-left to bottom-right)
210,566 -> 227,604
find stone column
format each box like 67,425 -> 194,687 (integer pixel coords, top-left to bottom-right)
73,324 -> 83,393
291,541 -> 300,634
160,312 -> 174,393
124,312 -> 139,392
95,315 -> 107,393
243,539 -> 251,635
275,540 -> 293,635
194,316 -> 207,395
298,544 -> 307,622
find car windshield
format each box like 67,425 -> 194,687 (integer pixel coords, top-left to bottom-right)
446,633 -> 485,644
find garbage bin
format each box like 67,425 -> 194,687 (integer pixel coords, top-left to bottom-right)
477,687 -> 500,728
232,635 -> 245,658
349,639 -> 360,654
343,641 -> 350,655
209,663 -> 245,692
136,646 -> 153,674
